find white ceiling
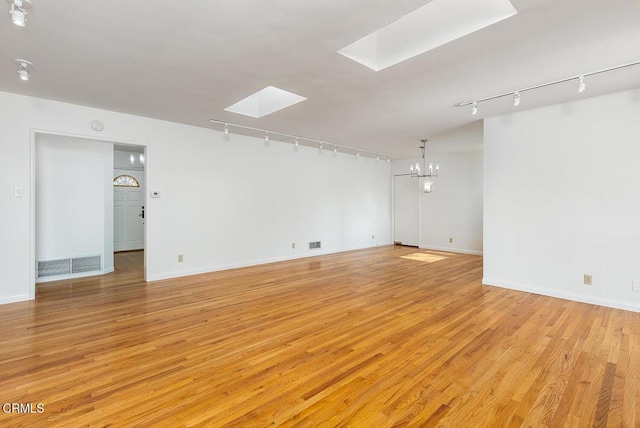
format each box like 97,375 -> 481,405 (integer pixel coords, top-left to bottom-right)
2,0 -> 639,159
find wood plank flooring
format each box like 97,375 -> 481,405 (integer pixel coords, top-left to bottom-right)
0,246 -> 638,427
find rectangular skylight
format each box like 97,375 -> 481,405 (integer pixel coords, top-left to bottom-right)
224,86 -> 307,118
338,0 -> 517,71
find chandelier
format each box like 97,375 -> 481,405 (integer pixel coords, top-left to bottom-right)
409,139 -> 439,193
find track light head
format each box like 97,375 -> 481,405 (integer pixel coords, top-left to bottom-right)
15,59 -> 32,81
265,132 -> 269,142
578,75 -> 586,93
513,91 -> 521,106
471,102 -> 478,115
294,137 -> 299,147
224,124 -> 229,135
333,145 -> 337,153
8,0 -> 30,27
11,5 -> 24,25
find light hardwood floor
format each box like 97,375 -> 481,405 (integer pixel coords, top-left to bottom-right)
0,247 -> 638,427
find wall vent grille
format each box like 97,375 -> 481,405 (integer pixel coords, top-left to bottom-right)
309,241 -> 321,250
72,256 -> 101,273
37,259 -> 71,277
37,255 -> 102,278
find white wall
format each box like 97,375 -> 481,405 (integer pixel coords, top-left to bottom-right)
0,91 -> 391,304
36,135 -> 114,279
154,135 -> 390,278
484,88 -> 640,312
391,122 -> 483,254
419,150 -> 483,254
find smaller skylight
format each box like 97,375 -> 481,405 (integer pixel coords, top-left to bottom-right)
224,86 -> 307,118
338,0 -> 517,71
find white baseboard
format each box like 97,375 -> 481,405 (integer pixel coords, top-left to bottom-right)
147,243 -> 392,282
36,267 -> 115,284
483,277 -> 640,313
419,245 -> 483,256
0,294 -> 31,305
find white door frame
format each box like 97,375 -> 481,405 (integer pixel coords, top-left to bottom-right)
29,129 -> 149,299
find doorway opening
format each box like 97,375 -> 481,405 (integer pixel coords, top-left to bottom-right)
113,144 -> 146,275
393,174 -> 419,247
31,132 -> 148,298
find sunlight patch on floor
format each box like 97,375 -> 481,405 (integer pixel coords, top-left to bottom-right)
400,253 -> 448,263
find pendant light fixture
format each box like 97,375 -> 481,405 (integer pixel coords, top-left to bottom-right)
409,139 -> 439,193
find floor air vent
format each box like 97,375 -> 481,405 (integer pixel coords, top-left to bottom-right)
37,255 -> 102,278
309,241 -> 321,250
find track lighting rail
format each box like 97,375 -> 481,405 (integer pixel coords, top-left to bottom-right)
210,119 -> 392,161
456,59 -> 640,113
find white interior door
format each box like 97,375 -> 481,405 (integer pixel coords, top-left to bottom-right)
394,175 -> 419,246
114,188 -> 144,251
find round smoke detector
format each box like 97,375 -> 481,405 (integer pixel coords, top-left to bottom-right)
91,120 -> 104,131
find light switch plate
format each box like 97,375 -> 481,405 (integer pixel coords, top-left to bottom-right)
15,187 -> 23,197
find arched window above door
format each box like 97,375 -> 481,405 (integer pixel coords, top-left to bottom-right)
113,175 -> 140,187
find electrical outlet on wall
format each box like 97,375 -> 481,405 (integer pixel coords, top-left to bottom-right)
583,274 -> 592,285
292,242 -> 296,249
449,237 -> 453,243
178,254 -> 184,263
